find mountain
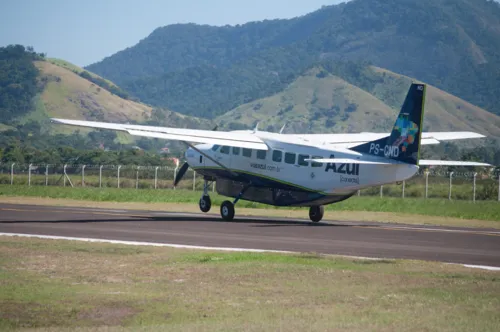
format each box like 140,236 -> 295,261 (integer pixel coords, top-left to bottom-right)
86,0 -> 500,118
0,45 -> 212,152
215,65 -> 500,138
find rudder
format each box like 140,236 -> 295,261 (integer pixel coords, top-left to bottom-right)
351,83 -> 426,165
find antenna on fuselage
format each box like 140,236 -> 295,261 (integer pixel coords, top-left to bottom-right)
279,122 -> 287,134
253,122 -> 260,133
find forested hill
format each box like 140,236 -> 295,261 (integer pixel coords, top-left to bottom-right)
86,0 -> 500,118
0,45 -> 213,160
0,45 -> 44,122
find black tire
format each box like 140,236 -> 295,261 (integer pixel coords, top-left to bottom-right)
309,205 -> 324,223
220,200 -> 235,221
199,195 -> 211,213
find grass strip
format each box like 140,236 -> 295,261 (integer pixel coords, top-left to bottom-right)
1,185 -> 499,221
0,236 -> 499,331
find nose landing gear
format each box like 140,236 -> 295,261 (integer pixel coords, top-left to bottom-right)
199,179 -> 213,213
199,195 -> 211,213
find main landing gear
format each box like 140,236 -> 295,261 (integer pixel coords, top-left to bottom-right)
219,183 -> 251,221
309,205 -> 324,223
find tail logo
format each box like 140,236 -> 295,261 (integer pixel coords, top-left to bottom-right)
392,114 -> 419,152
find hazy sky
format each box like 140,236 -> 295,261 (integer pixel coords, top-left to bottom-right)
1,0 -> 346,67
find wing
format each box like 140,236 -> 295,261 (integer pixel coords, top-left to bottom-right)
51,118 -> 269,150
290,131 -> 485,148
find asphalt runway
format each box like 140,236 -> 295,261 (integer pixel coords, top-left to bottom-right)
0,203 -> 499,267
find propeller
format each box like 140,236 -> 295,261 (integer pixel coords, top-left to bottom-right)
174,162 -> 190,187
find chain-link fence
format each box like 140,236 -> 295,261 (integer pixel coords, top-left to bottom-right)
0,163 -> 209,192
0,163 -> 498,201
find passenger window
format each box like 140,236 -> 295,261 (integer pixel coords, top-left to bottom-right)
257,150 -> 266,160
272,150 -> 282,162
211,145 -> 220,151
284,152 -> 296,164
311,156 -> 323,167
220,146 -> 230,154
298,154 -> 309,166
242,148 -> 252,158
232,147 -> 240,155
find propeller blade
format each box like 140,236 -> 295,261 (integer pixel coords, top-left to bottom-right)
174,162 -> 190,187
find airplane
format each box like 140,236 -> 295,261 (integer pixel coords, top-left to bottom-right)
51,83 -> 491,222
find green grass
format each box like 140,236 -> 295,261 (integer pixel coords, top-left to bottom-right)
0,237 -> 498,331
0,185 -> 499,221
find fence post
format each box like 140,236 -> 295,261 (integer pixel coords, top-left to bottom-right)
99,165 -> 103,188
45,164 -> 49,186
117,165 -> 122,188
193,171 -> 196,191
155,167 -> 159,189
402,180 -> 405,198
136,166 -> 140,189
213,182 -> 215,192
448,172 -> 454,200
425,171 -> 429,199
357,190 -> 360,196
28,164 -> 32,186
380,185 -> 383,198
473,172 -> 477,203
82,165 -> 86,187
498,174 -> 500,202
63,164 -> 67,187
10,163 -> 15,185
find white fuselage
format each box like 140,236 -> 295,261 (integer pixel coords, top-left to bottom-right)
186,132 -> 419,197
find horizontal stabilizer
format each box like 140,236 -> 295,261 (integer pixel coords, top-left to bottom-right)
423,132 -> 486,140
305,158 -> 403,165
419,160 -> 491,166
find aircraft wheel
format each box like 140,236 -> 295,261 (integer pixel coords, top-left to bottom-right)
199,195 -> 211,213
220,200 -> 235,221
309,205 -> 324,223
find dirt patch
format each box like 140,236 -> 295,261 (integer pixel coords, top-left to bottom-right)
77,305 -> 140,326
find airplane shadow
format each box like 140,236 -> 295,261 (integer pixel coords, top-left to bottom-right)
0,214 -> 348,227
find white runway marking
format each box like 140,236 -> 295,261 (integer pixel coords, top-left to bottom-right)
1,232 -> 498,271
380,225 -> 500,235
461,264 -> 500,271
0,232 -> 291,253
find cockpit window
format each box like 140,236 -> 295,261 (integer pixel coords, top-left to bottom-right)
211,145 -> 220,151
220,146 -> 230,154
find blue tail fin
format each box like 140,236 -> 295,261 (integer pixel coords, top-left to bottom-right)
351,83 -> 426,165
